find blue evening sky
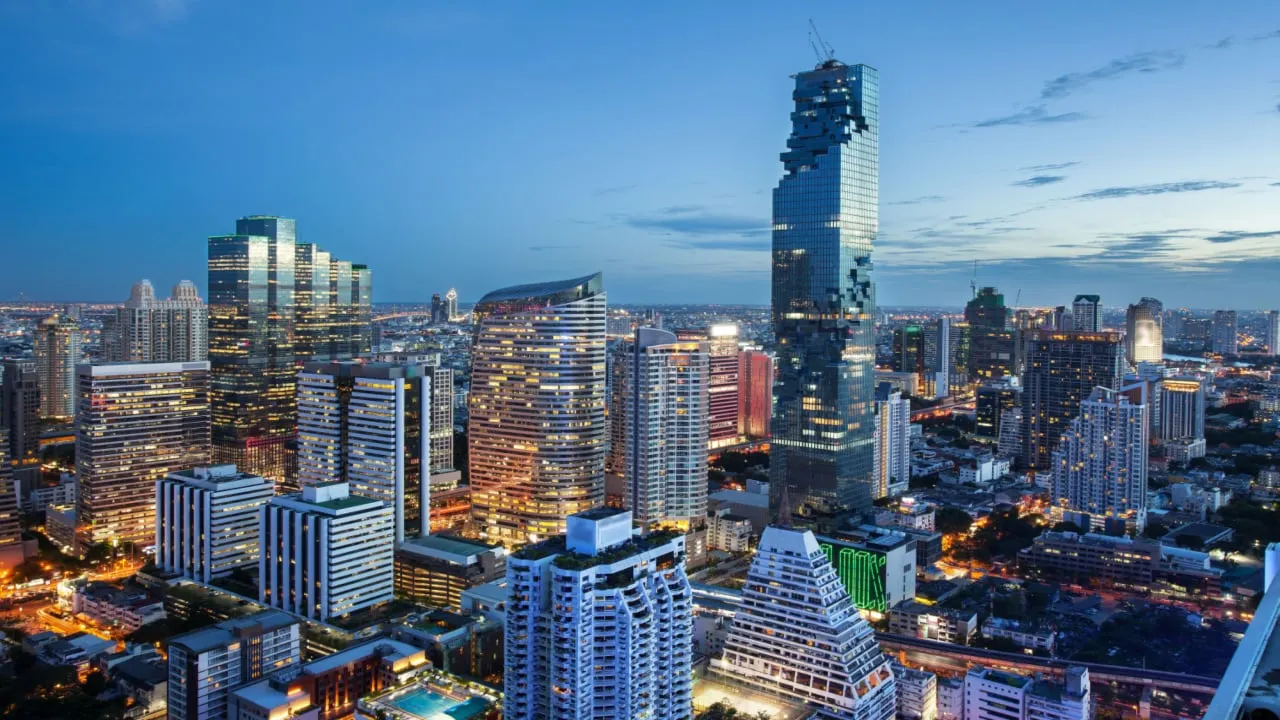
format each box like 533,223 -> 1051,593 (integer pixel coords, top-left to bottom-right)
2,1 -> 1278,308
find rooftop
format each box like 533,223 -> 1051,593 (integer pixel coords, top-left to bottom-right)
303,638 -> 422,675
476,272 -> 602,306
398,534 -> 504,564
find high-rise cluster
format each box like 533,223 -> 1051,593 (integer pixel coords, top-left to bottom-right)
1020,330 -> 1124,471
208,216 -> 371,482
771,60 -> 879,515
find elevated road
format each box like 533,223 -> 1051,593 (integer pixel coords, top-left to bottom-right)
878,632 -> 1219,695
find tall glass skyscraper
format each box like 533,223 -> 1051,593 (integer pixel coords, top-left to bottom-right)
468,273 -> 607,545
771,60 -> 879,515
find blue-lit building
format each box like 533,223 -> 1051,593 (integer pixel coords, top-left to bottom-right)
770,59 -> 879,515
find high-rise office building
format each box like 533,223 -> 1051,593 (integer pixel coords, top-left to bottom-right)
967,288 -> 1014,383
260,482 -> 395,621
469,273 -> 607,545
76,362 -> 211,549
155,465 -> 273,584
1071,294 -> 1101,332
1125,299 -> 1163,366
296,360 -> 430,543
208,216 -> 370,483
168,610 -> 302,720
873,383 -> 910,499
445,288 -> 458,322
738,349 -> 774,440
1020,331 -> 1123,471
430,293 -> 444,324
1051,385 -> 1149,533
1,359 -> 40,464
1159,376 -> 1206,441
33,313 -> 81,419
103,279 -> 208,363
923,317 -> 966,398
975,380 -> 1020,439
712,525 -> 897,720
707,324 -> 741,448
505,508 -> 692,720
771,59 -> 879,516
1213,310 -> 1239,355
373,352 -> 456,475
892,324 -> 926,386
0,434 -> 22,569
611,328 -> 709,528
1266,310 -> 1280,356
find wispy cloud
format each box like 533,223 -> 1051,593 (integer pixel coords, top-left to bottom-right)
1021,162 -> 1080,172
1272,182 -> 1280,187
1074,180 -> 1241,201
1254,29 -> 1280,41
623,206 -> 769,250
886,195 -> 946,206
528,245 -> 578,252
971,105 -> 1088,128
1013,175 -> 1066,188
593,184 -> 637,197
1204,229 -> 1280,244
1040,51 -> 1185,100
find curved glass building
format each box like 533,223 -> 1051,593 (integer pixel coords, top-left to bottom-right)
468,273 -> 607,545
771,60 -> 879,514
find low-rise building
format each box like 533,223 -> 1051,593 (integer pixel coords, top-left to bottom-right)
72,580 -> 165,633
818,530 -> 917,616
29,631 -> 115,670
893,663 -> 938,720
110,656 -> 168,718
889,601 -> 978,645
875,499 -> 936,532
459,579 -> 507,624
981,616 -> 1056,654
45,503 -> 77,553
228,675 -> 318,720
900,527 -> 944,569
1019,530 -> 1223,596
1165,437 -> 1207,464
394,534 -> 506,611
392,610 -> 503,681
937,676 -> 964,720
959,455 -> 1010,485
707,507 -> 752,552
288,638 -> 427,720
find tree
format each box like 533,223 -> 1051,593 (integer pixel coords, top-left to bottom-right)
937,507 -> 973,535
82,671 -> 107,697
1175,534 -> 1205,551
1143,522 -> 1170,540
1051,521 -> 1084,534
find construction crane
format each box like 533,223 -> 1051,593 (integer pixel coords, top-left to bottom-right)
808,19 -> 835,62
970,260 -> 978,299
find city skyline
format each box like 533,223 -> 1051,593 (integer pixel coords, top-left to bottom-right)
2,2 -> 1278,307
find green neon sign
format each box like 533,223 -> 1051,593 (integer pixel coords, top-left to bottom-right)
820,541 -> 888,613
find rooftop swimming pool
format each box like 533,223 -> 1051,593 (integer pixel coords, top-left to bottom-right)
386,686 -> 492,720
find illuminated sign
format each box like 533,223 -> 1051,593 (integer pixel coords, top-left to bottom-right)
819,540 -> 888,613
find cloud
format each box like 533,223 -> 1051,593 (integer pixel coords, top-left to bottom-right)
1021,162 -> 1080,172
528,245 -> 578,252
1013,175 -> 1066,188
1254,29 -> 1280,41
971,105 -> 1089,128
1272,182 -> 1280,187
1204,229 -> 1280,244
593,184 -> 637,197
1211,36 -> 1235,50
886,195 -> 946,206
1074,180 -> 1241,200
623,206 -> 769,250
1039,51 -> 1185,100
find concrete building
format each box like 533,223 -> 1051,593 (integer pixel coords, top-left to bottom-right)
1,358 -> 41,464
893,663 -> 938,720
1164,437 -> 1207,464
296,360 -> 431,543
976,380 -> 1020,440
155,465 -> 274,584
1213,310 -> 1238,355
964,666 -> 1090,720
1051,385 -> 1149,533
45,503 -> 76,554
374,352 -> 455,475
876,499 -> 936,532
1125,299 -> 1163,366
1071,295 -> 1101,332
705,323 -> 742,449
818,531 -> 916,615
888,602 -> 978,645
707,507 -> 752,553
981,616 -> 1056,654
168,611 -> 302,720
33,313 -> 81,419
1267,310 -> 1280,355
1019,530 -> 1222,595
713,525 -> 897,720
76,361 -> 211,549
610,328 -> 709,529
1021,331 -> 1123,471
0,434 -> 21,569
260,482 -> 395,621
874,383 -> 911,498
938,677 -> 964,720
394,534 -> 506,611
738,349 -> 774,440
71,581 -> 165,634
1159,377 -> 1206,441
245,638 -> 426,720
505,508 -> 692,720
103,279 -> 208,363
469,273 -> 606,545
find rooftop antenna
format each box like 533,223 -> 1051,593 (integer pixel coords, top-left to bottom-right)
808,19 -> 835,61
970,260 -> 978,299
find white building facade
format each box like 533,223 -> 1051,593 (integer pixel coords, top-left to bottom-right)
505,508 -> 693,720
874,383 -> 911,498
155,465 -> 273,584
259,482 -> 395,621
712,526 -> 897,720
1051,385 -> 1149,533
167,611 -> 301,720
